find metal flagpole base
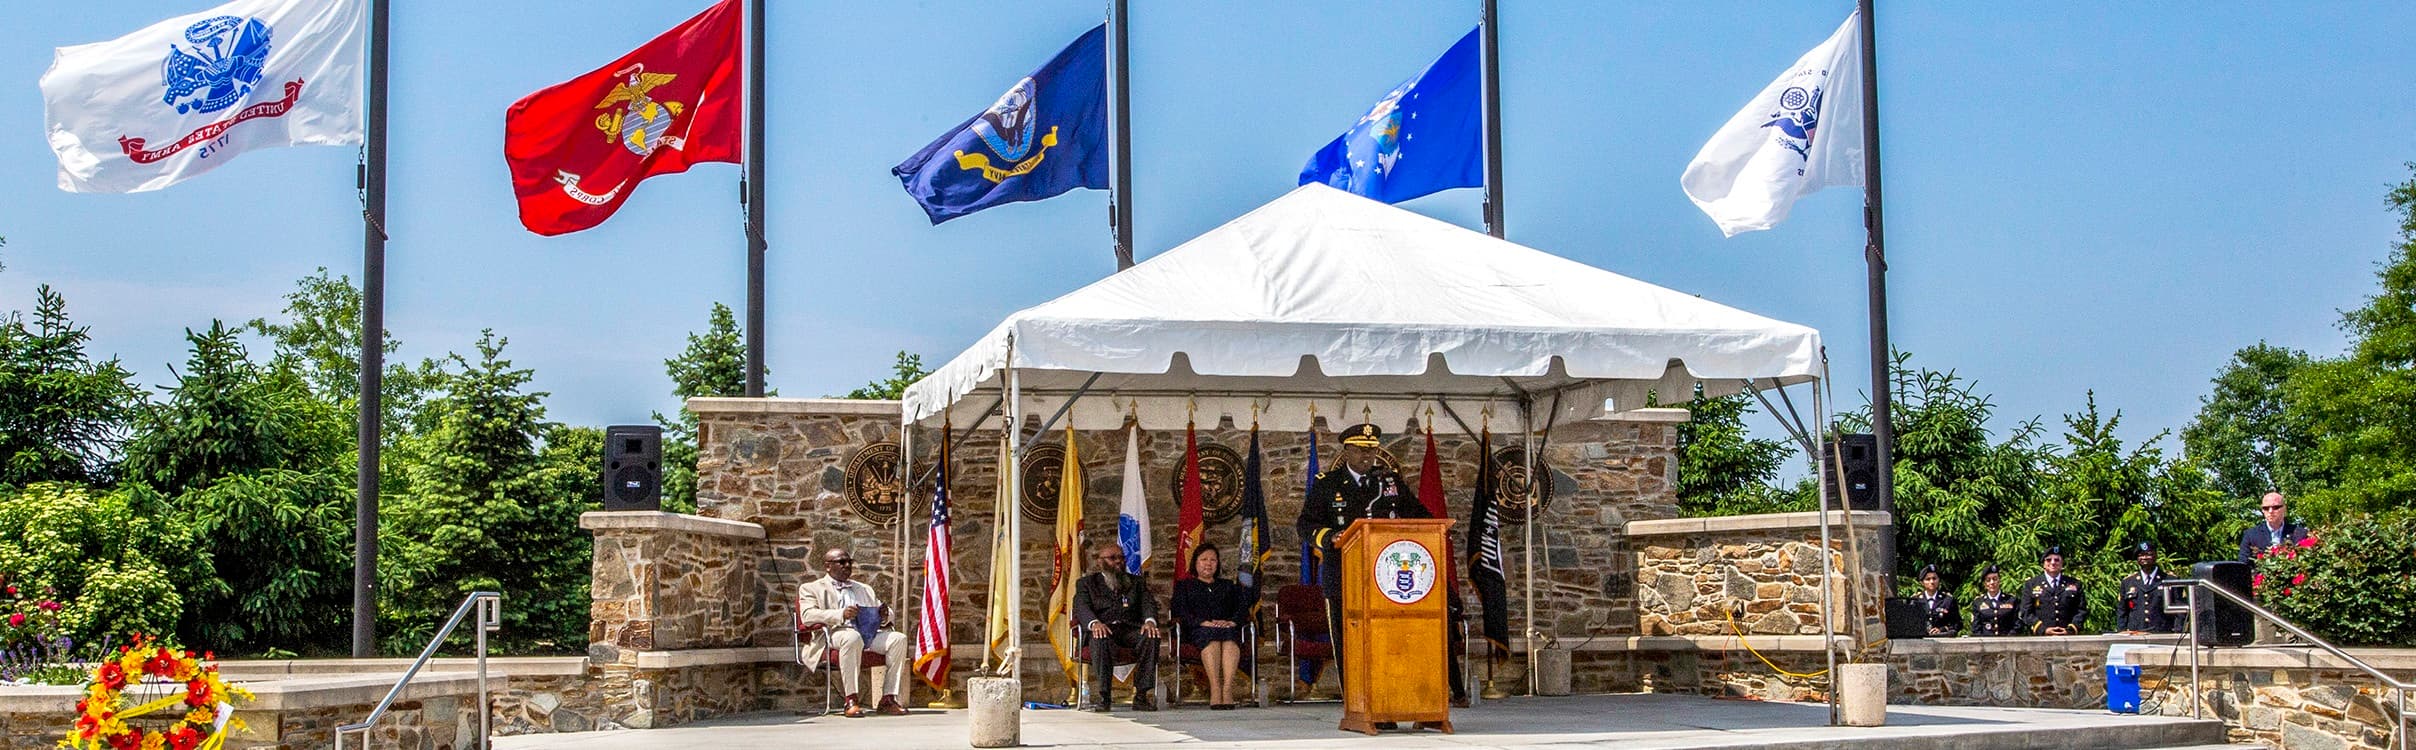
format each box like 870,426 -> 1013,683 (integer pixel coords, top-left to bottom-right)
928,687 -> 960,709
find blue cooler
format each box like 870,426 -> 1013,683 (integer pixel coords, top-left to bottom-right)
2104,644 -> 2147,713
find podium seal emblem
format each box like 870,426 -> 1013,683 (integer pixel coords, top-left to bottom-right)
1375,539 -> 1437,605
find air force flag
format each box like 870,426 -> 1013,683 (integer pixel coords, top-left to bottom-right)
41,0 -> 365,193
894,25 -> 1109,224
1299,28 -> 1481,204
1681,12 -> 1866,237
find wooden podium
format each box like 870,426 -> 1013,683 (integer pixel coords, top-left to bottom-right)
1337,518 -> 1455,735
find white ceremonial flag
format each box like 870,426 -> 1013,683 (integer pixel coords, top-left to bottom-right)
1116,426 -> 1151,575
41,0 -> 365,193
1681,12 -> 1866,237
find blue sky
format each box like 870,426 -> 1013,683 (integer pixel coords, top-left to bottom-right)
5,1 -> 2411,461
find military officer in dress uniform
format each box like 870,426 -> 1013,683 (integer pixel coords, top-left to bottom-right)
1968,564 -> 2020,636
2016,546 -> 2086,635
1916,564 -> 1961,636
2117,541 -> 2175,633
1293,423 -> 1428,691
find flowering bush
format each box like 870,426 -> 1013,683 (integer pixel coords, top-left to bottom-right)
2253,513 -> 2416,647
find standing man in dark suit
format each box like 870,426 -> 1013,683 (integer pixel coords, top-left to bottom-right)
1293,423 -> 1427,690
1968,565 -> 2020,636
2239,492 -> 2310,562
2117,541 -> 2175,633
1074,542 -> 1161,712
2016,546 -> 2086,636
1915,564 -> 1960,637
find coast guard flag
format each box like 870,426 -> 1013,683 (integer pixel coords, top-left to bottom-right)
504,0 -> 742,236
893,24 -> 1109,224
1680,12 -> 1866,236
1298,28 -> 1481,204
40,0 -> 364,193
1117,425 -> 1151,575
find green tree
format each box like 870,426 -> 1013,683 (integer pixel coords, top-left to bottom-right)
380,332 -> 594,653
2283,166 -> 2416,523
245,268 -> 437,438
117,322 -> 354,653
0,286 -> 145,488
1672,391 -> 1804,516
654,302 -> 758,514
844,351 -> 927,400
1837,355 -> 2047,597
0,483 -> 212,644
2182,344 -> 2316,501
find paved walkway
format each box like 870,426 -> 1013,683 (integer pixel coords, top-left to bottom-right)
494,693 -> 2232,750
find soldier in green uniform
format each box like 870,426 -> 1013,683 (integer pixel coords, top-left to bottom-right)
1968,564 -> 2019,636
2016,546 -> 2086,635
2117,541 -> 2175,633
1293,423 -> 1427,693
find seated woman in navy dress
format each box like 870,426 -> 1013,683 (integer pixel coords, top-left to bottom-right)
1172,543 -> 1254,709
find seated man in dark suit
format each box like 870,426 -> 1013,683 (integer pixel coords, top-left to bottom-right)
1074,543 -> 1162,712
2239,492 -> 2310,562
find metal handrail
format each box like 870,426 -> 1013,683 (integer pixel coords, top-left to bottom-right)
335,591 -> 502,750
2164,578 -> 2408,750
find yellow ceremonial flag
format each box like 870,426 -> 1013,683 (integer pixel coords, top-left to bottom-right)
986,435 -> 1015,667
1044,424 -> 1085,680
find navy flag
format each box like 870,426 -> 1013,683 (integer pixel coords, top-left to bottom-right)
1298,28 -> 1481,204
894,24 -> 1108,224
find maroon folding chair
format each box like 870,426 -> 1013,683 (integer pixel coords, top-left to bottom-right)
794,595 -> 886,715
1271,583 -> 1333,701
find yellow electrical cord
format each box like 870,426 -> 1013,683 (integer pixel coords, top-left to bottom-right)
1722,606 -> 1831,679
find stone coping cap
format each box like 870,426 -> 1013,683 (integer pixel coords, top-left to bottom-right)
0,672 -> 505,713
1889,633 -> 2185,655
2123,644 -> 2416,672
688,397 -> 898,416
632,646 -> 795,669
1603,408 -> 1690,423
1626,510 -> 1893,537
216,656 -> 585,679
579,511 -> 767,540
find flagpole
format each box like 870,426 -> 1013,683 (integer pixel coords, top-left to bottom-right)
1106,0 -> 1135,270
351,0 -> 389,660
1478,0 -> 1505,239
739,0 -> 769,397
1856,0 -> 1893,538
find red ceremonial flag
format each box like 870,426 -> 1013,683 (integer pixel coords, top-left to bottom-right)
1418,425 -> 1448,519
503,0 -> 741,236
1175,421 -> 1205,581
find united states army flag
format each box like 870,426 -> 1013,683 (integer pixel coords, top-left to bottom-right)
1680,12 -> 1865,236
41,0 -> 364,193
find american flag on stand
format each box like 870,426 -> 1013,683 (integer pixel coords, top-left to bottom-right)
912,434 -> 955,689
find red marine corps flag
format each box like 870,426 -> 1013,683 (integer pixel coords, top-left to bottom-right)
503,0 -> 741,236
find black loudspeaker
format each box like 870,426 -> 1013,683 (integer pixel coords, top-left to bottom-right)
601,425 -> 663,512
2191,560 -> 2255,647
1885,597 -> 1928,640
1821,433 -> 1880,511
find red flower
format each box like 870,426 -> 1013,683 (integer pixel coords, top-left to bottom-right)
165,725 -> 204,750
2252,573 -> 2266,588
2297,536 -> 2318,548
184,679 -> 214,707
2291,573 -> 2307,586
5,613 -> 22,628
38,599 -> 59,612
106,730 -> 141,750
4,584 -> 17,596
2283,586 -> 2296,596
146,650 -> 181,678
98,661 -> 128,691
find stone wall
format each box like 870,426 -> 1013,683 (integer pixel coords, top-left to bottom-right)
1626,512 -> 1891,639
2132,646 -> 2413,750
0,672 -> 500,750
584,512 -> 771,659
688,397 -> 1687,700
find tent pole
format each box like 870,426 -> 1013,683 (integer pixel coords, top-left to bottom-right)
897,425 -> 915,655
1005,340 -> 1024,686
1814,374 -> 1839,725
1521,397 -> 1537,696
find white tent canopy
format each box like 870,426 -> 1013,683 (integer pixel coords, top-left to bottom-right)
901,183 -> 1823,433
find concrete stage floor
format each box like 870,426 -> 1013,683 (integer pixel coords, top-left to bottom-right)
492,693 -> 2242,750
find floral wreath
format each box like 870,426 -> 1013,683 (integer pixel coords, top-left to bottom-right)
63,633 -> 250,750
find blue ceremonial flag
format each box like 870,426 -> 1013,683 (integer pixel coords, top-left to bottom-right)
893,24 -> 1109,224
1298,28 -> 1482,204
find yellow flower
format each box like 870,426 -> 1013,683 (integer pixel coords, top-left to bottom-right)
140,732 -> 166,750
184,707 -> 214,725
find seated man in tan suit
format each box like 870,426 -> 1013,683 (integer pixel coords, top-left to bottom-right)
798,548 -> 911,717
